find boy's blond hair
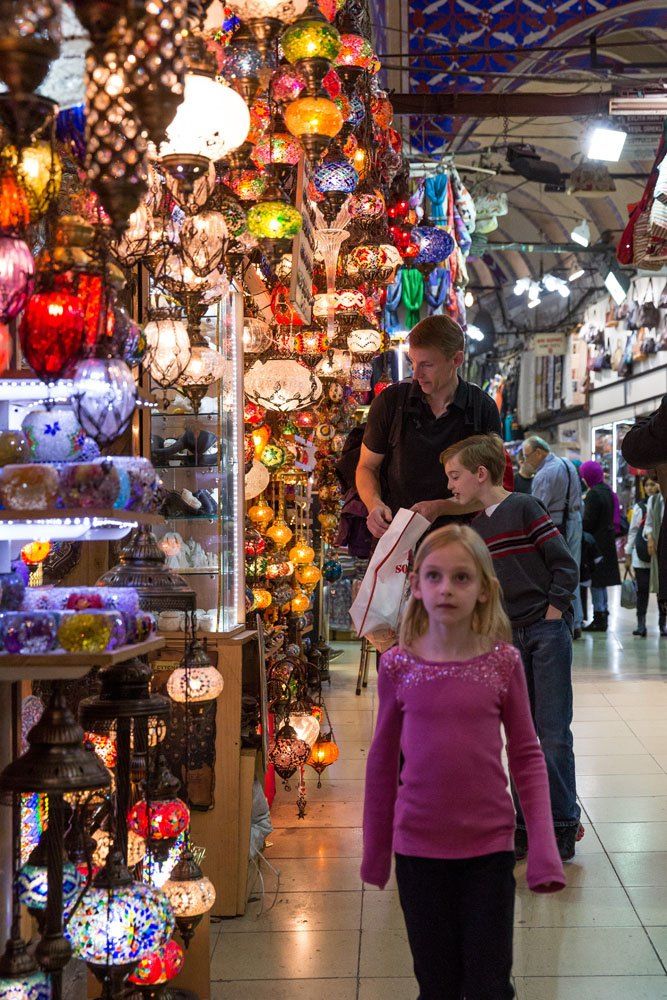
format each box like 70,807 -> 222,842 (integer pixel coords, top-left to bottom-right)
440,434 -> 506,487
399,524 -> 511,649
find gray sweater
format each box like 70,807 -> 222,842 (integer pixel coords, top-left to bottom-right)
473,494 -> 579,626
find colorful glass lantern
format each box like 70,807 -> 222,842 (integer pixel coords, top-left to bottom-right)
411,225 -> 455,264
144,317 -> 192,388
0,164 -> 30,233
19,289 -> 85,382
252,587 -> 273,610
269,724 -> 310,785
83,730 -> 117,769
247,199 -> 302,240
335,33 -> 379,73
0,966 -> 51,1000
179,211 -> 228,277
347,327 -> 383,355
248,496 -> 274,529
243,316 -> 273,355
313,289 -> 365,319
245,530 -> 267,557
266,518 -> 293,547
295,563 -> 321,587
252,423 -> 272,458
307,733 -> 339,785
218,25 -> 263,101
245,359 -> 322,412
344,94 -> 365,128
161,843 -> 216,945
260,443 -> 287,470
66,855 -> 174,973
371,93 -> 393,129
127,795 -> 189,845
128,938 -> 184,986
281,4 -> 341,66
14,142 -> 62,219
271,283 -> 304,326
313,154 -> 358,194
71,357 -> 138,448
227,169 -> 267,203
322,557 -> 342,581
17,856 -> 81,915
289,537 -> 315,565
167,639 -> 224,704
252,133 -> 302,168
270,65 -> 305,103
92,829 -> 147,870
288,711 -> 319,746
284,96 -> 343,161
0,236 -> 33,323
349,187 -> 385,221
293,329 -> 328,355
160,74 -> 250,163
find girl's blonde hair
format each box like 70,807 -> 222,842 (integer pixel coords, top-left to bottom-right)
399,524 -> 511,649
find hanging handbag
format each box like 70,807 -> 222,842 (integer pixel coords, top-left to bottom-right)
640,279 -> 660,329
619,336 -> 634,378
620,569 -> 638,610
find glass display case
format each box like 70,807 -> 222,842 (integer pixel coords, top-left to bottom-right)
149,284 -> 245,634
592,420 -> 634,516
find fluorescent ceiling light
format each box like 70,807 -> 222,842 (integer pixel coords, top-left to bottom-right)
528,281 -> 541,301
514,278 -> 531,296
569,269 -> 585,281
467,325 -> 484,342
557,284 -> 571,298
570,220 -> 590,246
609,94 -> 667,116
604,267 -> 630,304
587,126 -> 627,162
527,298 -> 541,309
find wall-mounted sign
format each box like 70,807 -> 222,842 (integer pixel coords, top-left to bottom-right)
289,157 -> 316,325
533,332 -> 567,357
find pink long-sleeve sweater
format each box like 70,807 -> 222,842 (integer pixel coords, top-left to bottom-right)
361,641 -> 565,892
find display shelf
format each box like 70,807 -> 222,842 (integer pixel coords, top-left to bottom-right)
0,636 -> 166,681
164,567 -> 217,575
153,465 -> 218,472
0,509 -> 164,542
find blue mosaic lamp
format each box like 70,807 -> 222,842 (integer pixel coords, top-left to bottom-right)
411,225 -> 455,265
313,155 -> 359,194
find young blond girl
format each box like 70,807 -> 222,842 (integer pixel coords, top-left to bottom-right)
361,524 -> 564,1000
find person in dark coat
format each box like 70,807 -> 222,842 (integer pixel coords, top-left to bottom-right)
580,460 -> 621,632
621,395 -> 667,613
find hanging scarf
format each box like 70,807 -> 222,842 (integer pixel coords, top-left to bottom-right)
384,269 -> 403,333
425,171 -> 448,225
409,179 -> 425,222
453,202 -> 472,256
402,267 -> 425,328
424,266 -> 450,314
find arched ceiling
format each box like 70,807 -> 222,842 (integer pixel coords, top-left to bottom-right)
391,0 -> 667,330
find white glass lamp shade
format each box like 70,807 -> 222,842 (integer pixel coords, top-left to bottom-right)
347,327 -> 382,355
92,829 -> 147,869
178,341 -> 225,389
162,874 -> 216,917
144,317 -> 192,388
225,0 -> 307,21
112,203 -> 152,265
166,665 -> 224,703
71,357 -> 138,448
315,349 -> 350,378
288,712 -> 320,747
159,74 -> 250,163
0,969 -> 51,1000
151,253 -> 211,294
179,211 -> 228,277
243,316 -> 273,355
245,359 -> 322,412
245,459 -> 270,499
67,881 -> 175,966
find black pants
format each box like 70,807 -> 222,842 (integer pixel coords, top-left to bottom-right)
395,852 -> 515,1000
636,567 -> 651,618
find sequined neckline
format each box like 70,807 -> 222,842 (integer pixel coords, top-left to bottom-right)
402,643 -> 500,667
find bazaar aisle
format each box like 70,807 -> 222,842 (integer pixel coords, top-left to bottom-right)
211,601 -> 667,1000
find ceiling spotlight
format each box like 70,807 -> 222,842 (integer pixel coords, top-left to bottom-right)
569,269 -> 585,282
570,220 -> 590,246
464,290 -> 474,307
604,265 -> 630,304
586,126 -> 627,162
513,278 -> 531,296
527,281 -> 541,301
466,324 -> 484,342
527,297 -> 541,309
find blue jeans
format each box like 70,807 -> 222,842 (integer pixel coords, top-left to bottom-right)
512,618 -> 580,830
592,587 -> 608,612
565,512 -> 583,630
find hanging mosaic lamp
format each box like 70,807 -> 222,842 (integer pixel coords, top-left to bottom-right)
347,326 -> 382,355
349,185 -> 385,224
410,225 -> 455,265
166,639 -> 224,704
270,64 -> 305,103
161,842 -> 216,947
0,938 -> 51,1000
269,723 -> 310,787
334,33 -> 379,88
17,838 -> 81,920
245,359 -> 322,412
247,495 -> 275,530
288,710 -> 320,746
284,95 -> 343,162
127,755 -> 190,849
219,22 -> 264,104
295,563 -> 321,588
251,132 -> 303,169
247,198 -> 302,240
11,142 -> 62,221
266,517 -> 293,547
313,150 -> 358,222
0,236 -> 34,323
128,937 -> 184,987
143,316 -> 192,389
71,356 -> 138,448
289,536 -> 315,565
0,162 -> 31,234
66,851 -> 174,986
280,0 -> 341,96
19,288 -> 85,382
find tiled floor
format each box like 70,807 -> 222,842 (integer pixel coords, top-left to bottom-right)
211,597 -> 667,999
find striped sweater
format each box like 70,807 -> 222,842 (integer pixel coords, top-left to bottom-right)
472,494 -> 579,626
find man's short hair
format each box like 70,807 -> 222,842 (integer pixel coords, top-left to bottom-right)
408,315 -> 465,358
524,435 -> 551,454
441,434 -> 506,486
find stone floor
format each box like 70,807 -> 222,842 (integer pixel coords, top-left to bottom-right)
211,594 -> 667,999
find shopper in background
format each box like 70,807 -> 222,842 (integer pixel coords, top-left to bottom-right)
522,437 -> 584,638
622,397 -> 667,629
645,479 -> 666,636
580,460 -> 622,632
361,525 -> 564,1000
626,477 -> 663,637
442,434 -> 581,864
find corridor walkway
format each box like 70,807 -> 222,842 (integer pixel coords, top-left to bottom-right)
212,598 -> 667,999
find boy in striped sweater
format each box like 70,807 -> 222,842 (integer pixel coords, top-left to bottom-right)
441,434 -> 581,863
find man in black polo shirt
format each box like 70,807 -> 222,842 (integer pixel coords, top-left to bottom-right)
356,315 -> 502,537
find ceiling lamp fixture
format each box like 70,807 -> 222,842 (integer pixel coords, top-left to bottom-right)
586,124 -> 627,162
542,273 -> 570,298
166,639 -> 224,705
225,0 -> 308,56
570,219 -> 591,247
569,269 -> 585,282
604,264 -> 630,304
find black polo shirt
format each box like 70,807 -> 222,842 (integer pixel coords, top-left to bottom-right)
363,377 -> 502,514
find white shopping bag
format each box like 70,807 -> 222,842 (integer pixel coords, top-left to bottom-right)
350,507 -> 430,650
